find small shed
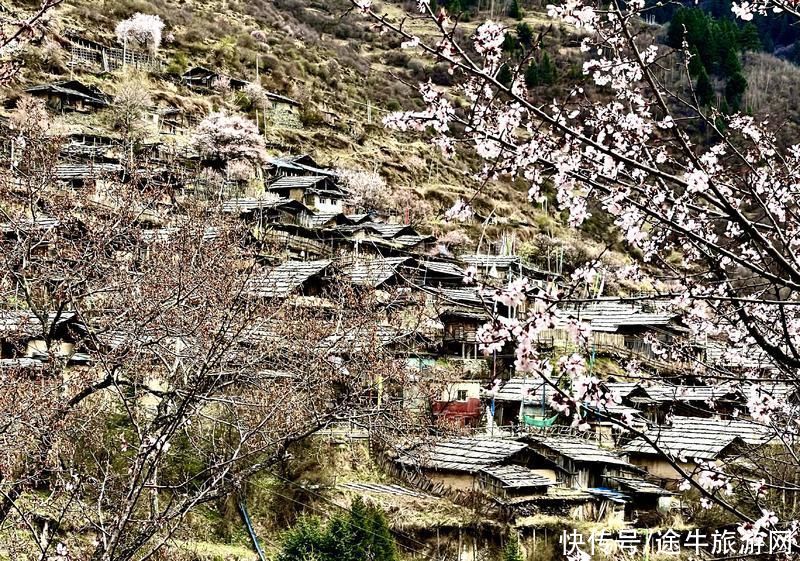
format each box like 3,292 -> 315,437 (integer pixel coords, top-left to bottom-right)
478,464 -> 555,499
523,435 -> 639,489
492,377 -> 556,427
604,475 -> 673,515
182,66 -> 249,90
25,81 -> 109,113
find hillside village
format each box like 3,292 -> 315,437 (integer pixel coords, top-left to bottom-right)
1,1 -> 798,560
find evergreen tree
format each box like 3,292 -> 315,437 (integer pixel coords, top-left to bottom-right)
719,45 -> 742,78
447,0 -> 462,13
695,66 -> 714,107
502,534 -> 525,561
539,52 -> 556,85
725,72 -> 748,109
346,497 -> 373,561
497,64 -> 513,87
366,506 -> 399,561
516,22 -> 534,49
502,32 -> 520,54
524,62 -> 539,88
667,8 -> 687,49
325,513 -> 357,561
277,517 -> 331,561
508,0 -> 523,20
277,500 -> 399,561
739,23 -> 762,52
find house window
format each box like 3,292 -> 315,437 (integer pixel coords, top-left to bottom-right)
456,390 -> 468,401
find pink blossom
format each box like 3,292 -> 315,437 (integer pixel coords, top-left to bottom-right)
444,198 -> 474,222
115,13 -> 165,51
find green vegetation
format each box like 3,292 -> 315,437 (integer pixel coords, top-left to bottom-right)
276,498 -> 398,561
508,0 -> 523,20
667,7 -> 760,110
524,52 -> 556,87
502,534 -> 524,561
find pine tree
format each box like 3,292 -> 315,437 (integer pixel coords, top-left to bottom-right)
719,44 -> 742,77
725,72 -> 748,109
667,8 -> 687,49
502,32 -> 520,54
502,534 -> 525,561
508,0 -> 523,20
496,64 -> 513,87
739,23 -> 761,52
524,62 -> 539,88
447,0 -> 462,13
326,512 -> 359,561
366,506 -> 399,561
695,66 -> 714,107
516,22 -> 534,49
277,517 -> 331,561
278,499 -> 400,561
539,52 -> 556,85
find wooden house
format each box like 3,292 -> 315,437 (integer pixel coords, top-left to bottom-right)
342,256 -> 414,289
430,378 -> 484,427
1,216 -> 62,250
603,476 -> 673,517
261,91 -> 302,128
0,311 -> 87,362
55,162 -> 124,190
559,301 -> 689,357
459,254 -> 559,284
182,66 -> 249,91
265,155 -> 335,179
25,81 -> 109,113
522,435 -> 640,489
246,259 -> 334,298
395,437 -> 541,492
308,212 -> 354,229
267,175 -> 346,213
623,416 -> 775,486
221,197 -> 313,228
416,260 -> 467,287
605,382 -> 745,423
492,377 -> 556,427
439,308 -> 490,359
326,223 -> 436,255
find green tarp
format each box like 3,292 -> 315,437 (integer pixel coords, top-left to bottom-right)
523,414 -> 558,427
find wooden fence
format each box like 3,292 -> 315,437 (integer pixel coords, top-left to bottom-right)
259,229 -> 333,257
70,41 -> 162,73
536,329 -> 693,374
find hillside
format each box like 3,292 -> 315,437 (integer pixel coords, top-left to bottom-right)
3,0 -> 800,559
7,0 -> 599,246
